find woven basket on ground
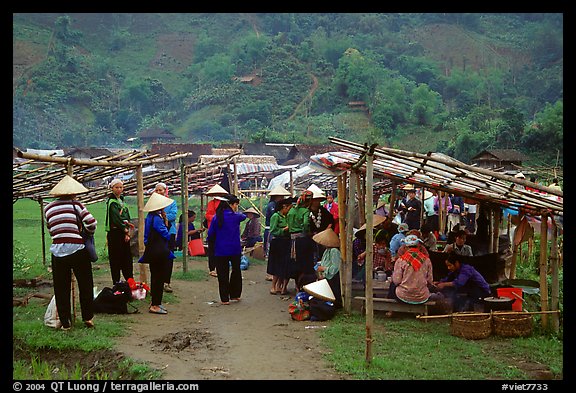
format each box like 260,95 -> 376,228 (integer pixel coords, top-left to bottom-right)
492,312 -> 533,338
450,312 -> 492,340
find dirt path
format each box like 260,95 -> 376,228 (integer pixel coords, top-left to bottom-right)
101,258 -> 348,380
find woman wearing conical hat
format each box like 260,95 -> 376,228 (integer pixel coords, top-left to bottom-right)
312,228 -> 342,309
44,175 -> 97,330
204,184 -> 229,277
138,192 -> 176,314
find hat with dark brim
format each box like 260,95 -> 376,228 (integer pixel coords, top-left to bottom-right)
243,207 -> 260,216
303,279 -> 336,302
312,227 -> 340,248
268,185 -> 291,196
358,215 -> 387,231
49,175 -> 89,196
206,184 -> 229,196
143,192 -> 174,212
307,184 -> 326,199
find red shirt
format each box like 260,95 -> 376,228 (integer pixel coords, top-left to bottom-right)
205,199 -> 221,229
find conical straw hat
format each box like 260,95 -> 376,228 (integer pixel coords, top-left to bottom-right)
268,184 -> 291,196
49,175 -> 89,196
423,190 -> 433,200
307,184 -> 326,199
143,192 -> 174,212
312,227 -> 340,248
243,207 -> 260,216
303,279 -> 335,302
206,184 -> 228,196
358,215 -> 387,231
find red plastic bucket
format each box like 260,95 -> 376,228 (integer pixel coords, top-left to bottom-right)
497,288 -> 523,312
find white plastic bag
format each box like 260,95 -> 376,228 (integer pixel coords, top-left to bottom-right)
131,288 -> 147,300
392,212 -> 403,225
44,295 -> 62,329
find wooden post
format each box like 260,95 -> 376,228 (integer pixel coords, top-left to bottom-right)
488,206 -> 494,254
438,191 -> 445,235
364,153 -> 374,365
136,165 -> 147,284
39,198 -> 46,267
493,207 -> 501,254
539,213 -> 549,330
337,174 -> 348,313
356,173 -> 365,226
510,243 -> 518,279
289,170 -> 294,196
233,158 -> 239,195
344,172 -> 356,313
181,161 -> 188,273
549,216 -> 559,333
388,182 -> 397,222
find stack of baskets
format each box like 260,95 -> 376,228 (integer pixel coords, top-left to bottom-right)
450,312 -> 492,340
450,311 -> 534,339
492,311 -> 533,338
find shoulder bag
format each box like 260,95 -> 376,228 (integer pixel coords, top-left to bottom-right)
73,202 -> 98,262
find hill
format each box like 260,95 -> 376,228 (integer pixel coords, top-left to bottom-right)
12,13 -> 563,164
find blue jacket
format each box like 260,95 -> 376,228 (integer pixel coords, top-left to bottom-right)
440,263 -> 491,296
206,209 -> 246,256
164,200 -> 178,236
389,232 -> 406,257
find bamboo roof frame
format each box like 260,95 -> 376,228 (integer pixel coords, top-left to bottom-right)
306,138 -> 563,216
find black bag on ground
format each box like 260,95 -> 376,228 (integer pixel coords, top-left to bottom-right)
309,298 -> 336,321
93,282 -> 135,314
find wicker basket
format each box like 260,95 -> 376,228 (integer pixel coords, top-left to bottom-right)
450,312 -> 492,340
492,312 -> 533,338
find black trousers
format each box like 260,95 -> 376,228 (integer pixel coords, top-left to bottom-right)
149,260 -> 167,306
207,239 -> 217,272
215,254 -> 242,302
107,230 -> 133,285
51,248 -> 94,327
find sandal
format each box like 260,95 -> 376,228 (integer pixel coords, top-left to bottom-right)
221,301 -> 230,305
84,320 -> 95,328
149,306 -> 167,314
231,298 -> 241,302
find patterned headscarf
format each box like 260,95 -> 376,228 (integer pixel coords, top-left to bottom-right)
296,190 -> 313,207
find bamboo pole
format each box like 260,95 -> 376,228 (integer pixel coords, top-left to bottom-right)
438,191 -> 445,235
344,172 -> 356,313
493,207 -> 501,254
549,216 -> 559,333
337,174 -> 348,313
39,198 -> 46,267
136,165 -> 147,284
181,161 -> 188,273
510,243 -> 518,279
416,310 -> 561,320
388,182 -> 397,222
356,173 -> 365,226
364,152 -> 374,365
539,213 -> 549,330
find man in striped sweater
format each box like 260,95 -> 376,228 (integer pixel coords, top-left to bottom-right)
44,175 -> 98,330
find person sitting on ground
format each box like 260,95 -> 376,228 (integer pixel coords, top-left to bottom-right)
433,252 -> 491,312
175,210 -> 205,251
443,229 -> 473,256
420,224 -> 437,251
387,234 -> 439,317
312,227 -> 342,309
358,229 -> 392,277
241,207 -> 263,248
389,222 -> 409,258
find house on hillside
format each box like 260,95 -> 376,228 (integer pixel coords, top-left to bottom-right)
65,147 -> 114,160
470,149 -> 528,171
138,128 -> 178,145
241,143 -> 297,164
284,144 -> 334,166
150,143 -> 213,169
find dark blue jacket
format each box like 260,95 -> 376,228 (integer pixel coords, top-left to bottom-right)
206,209 -> 246,256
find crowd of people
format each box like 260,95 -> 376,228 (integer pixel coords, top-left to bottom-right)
44,174 -> 501,330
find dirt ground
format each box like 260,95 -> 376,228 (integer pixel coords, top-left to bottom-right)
99,257 -> 348,381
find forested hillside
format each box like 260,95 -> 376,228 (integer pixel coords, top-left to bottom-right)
12,13 -> 563,164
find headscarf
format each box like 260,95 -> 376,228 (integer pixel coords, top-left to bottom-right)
155,182 -> 168,197
109,178 -> 123,188
296,190 -> 313,207
400,234 -> 426,271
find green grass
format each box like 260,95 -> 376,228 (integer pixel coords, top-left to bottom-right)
320,313 -> 563,380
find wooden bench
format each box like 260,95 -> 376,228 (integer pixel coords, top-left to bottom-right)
354,296 -> 436,318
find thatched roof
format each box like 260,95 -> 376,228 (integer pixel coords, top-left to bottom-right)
471,149 -> 528,162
